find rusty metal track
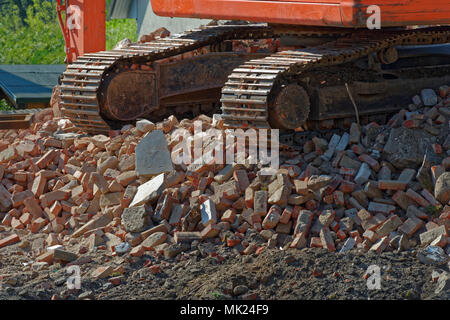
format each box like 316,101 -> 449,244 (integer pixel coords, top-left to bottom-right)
220,27 -> 450,129
60,24 -> 274,134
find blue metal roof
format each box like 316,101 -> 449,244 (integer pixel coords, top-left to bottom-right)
0,65 -> 65,106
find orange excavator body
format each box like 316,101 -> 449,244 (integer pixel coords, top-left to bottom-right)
151,0 -> 450,28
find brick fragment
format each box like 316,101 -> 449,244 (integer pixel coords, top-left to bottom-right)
405,188 -> 430,208
23,197 -> 43,218
11,190 -> 33,207
262,205 -> 281,229
398,217 -> 424,236
359,154 -> 380,172
200,224 -> 221,239
293,210 -> 313,235
392,190 -> 416,210
221,209 -> 236,224
36,150 -> 59,169
419,225 -> 447,245
91,266 -> 113,279
421,189 -> 441,207
253,190 -> 267,215
378,180 -> 407,191
320,227 -> 335,252
174,231 -> 202,243
233,170 -> 249,192
369,236 -> 389,253
0,234 -> 20,248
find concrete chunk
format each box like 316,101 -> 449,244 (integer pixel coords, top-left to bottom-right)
136,130 -> 173,177
130,173 -> 165,207
122,206 -> 148,233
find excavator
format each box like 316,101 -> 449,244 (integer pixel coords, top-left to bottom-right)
56,0 -> 450,134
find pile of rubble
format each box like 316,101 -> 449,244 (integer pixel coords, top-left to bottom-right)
0,85 -> 449,276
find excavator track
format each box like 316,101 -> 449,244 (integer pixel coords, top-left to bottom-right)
60,24 -> 275,134
220,27 -> 450,130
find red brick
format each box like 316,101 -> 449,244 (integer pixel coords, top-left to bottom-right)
91,266 -> 113,279
310,237 -> 322,248
36,150 -> 59,169
421,189 -> 441,207
40,190 -> 70,207
36,251 -> 54,264
227,237 -> 241,247
19,212 -> 32,225
262,206 -> 281,229
244,188 -> 254,209
221,209 -> 236,223
279,206 -> 293,224
14,172 -> 27,183
293,180 -> 309,195
31,217 -> 47,233
23,197 -> 43,218
369,236 -> 389,253
337,229 -> 347,240
130,245 -> 145,257
11,190 -> 33,207
116,171 -> 137,187
403,119 -> 422,128
378,180 -> 407,191
432,143 -> 442,154
339,180 -> 356,193
1,213 -> 12,226
201,223 -> 221,239
405,188 -> 430,208
363,229 -> 378,242
31,175 -> 47,197
290,232 -> 307,248
333,190 -> 345,206
358,154 -> 380,172
233,170 -> 249,192
398,217 -> 423,236
253,190 -> 267,215
0,234 -> 20,248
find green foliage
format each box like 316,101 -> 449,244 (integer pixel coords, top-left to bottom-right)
0,0 -> 65,64
106,18 -> 137,50
425,205 -> 441,217
0,0 -> 137,64
0,99 -> 14,111
0,0 -> 34,24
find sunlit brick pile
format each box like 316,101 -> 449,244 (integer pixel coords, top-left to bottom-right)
0,85 -> 448,272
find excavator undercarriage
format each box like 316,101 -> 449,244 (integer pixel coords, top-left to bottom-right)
59,24 -> 450,134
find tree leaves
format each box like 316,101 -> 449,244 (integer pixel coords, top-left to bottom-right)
0,0 -> 137,64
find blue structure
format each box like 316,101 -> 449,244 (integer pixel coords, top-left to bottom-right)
0,65 -> 65,108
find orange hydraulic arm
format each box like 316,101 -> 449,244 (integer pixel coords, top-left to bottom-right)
56,0 -> 106,63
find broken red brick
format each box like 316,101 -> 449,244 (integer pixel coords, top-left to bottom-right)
0,234 -> 20,248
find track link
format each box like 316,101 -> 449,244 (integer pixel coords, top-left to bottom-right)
220,27 -> 450,129
60,24 -> 274,134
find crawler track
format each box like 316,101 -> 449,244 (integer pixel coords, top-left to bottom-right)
60,24 -> 274,134
60,25 -> 449,134
220,27 -> 450,129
